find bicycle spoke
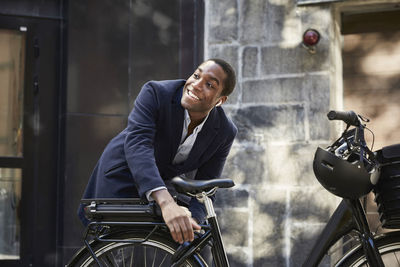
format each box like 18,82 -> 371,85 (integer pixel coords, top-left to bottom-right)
144,246 -> 147,267
395,250 -> 400,264
129,247 -> 134,267
158,253 -> 168,267
121,248 -> 125,267
101,256 -> 111,267
152,247 -> 157,267
112,250 -> 119,266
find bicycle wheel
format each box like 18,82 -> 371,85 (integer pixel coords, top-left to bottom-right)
68,231 -> 206,267
336,231 -> 400,267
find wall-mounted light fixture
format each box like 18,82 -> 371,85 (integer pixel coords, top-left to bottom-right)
302,29 -> 320,54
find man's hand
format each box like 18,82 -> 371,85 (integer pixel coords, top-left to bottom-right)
151,189 -> 201,244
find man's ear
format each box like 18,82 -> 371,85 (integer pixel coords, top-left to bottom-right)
216,96 -> 228,107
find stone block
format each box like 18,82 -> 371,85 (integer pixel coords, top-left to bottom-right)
308,104 -> 331,141
290,187 -> 340,224
261,46 -> 301,74
232,104 -> 306,142
265,0 -> 300,44
239,0 -> 268,44
227,247 -> 250,267
253,188 -> 287,266
239,0 -> 301,45
261,42 -> 330,75
226,82 -> 241,105
221,105 -> 238,119
300,37 -> 330,73
266,143 -> 316,186
215,188 -> 250,209
254,255 -> 286,267
216,209 -> 249,247
242,77 -> 305,104
299,5 -> 331,37
222,145 -> 267,185
290,223 -> 331,267
305,74 -> 330,108
304,73 -> 330,140
208,45 -> 239,73
242,46 -> 258,78
208,0 -> 238,43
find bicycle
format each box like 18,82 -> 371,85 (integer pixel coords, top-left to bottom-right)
67,110 -> 400,267
303,110 -> 400,267
66,178 -> 235,267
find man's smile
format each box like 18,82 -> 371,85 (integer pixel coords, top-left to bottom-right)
187,87 -> 200,101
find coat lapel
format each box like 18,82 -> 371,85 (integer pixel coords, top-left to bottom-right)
183,107 -> 220,167
170,85 -> 185,161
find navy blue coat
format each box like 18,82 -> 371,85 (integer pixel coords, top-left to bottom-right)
78,79 -> 237,224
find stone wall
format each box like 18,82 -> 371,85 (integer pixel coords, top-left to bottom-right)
204,0 -> 341,265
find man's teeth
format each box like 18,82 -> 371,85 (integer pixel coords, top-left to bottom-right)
188,90 -> 199,100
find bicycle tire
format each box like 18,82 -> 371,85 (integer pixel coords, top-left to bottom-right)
335,231 -> 400,267
68,231 -> 206,267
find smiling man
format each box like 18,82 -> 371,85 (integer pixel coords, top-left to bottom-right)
78,58 -> 237,244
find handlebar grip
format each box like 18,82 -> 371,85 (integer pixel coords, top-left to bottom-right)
327,110 -> 360,126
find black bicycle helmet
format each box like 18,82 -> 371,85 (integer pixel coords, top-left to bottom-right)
313,147 -> 375,199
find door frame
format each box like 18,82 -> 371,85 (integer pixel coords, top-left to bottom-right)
328,0 -> 400,138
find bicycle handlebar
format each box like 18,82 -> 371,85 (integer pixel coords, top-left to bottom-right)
327,110 -> 360,126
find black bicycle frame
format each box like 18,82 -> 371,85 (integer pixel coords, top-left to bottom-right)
303,199 -> 384,267
209,216 -> 230,267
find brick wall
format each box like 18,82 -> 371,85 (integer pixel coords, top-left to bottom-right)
204,0 -> 341,265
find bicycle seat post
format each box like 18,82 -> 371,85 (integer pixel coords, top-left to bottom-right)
195,188 -> 217,219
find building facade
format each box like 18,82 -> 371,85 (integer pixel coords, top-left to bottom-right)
207,0 -> 400,265
0,0 -> 399,266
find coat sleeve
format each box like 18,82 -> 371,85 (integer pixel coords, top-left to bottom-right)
123,81 -> 166,197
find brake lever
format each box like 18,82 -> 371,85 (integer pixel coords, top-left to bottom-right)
358,114 -> 370,123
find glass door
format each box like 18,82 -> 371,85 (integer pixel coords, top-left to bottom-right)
0,28 -> 26,260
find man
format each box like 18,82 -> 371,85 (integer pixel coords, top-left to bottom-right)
78,58 -> 237,244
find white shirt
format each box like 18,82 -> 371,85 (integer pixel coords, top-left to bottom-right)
145,109 -> 209,200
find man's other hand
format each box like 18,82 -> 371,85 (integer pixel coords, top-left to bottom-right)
151,189 -> 201,244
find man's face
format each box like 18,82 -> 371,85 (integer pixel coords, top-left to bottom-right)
181,61 -> 227,118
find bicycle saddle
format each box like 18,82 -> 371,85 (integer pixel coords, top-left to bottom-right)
171,177 -> 235,194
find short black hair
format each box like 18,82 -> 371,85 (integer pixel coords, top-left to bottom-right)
205,58 -> 236,96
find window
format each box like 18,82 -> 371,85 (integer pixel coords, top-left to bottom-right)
0,168 -> 21,260
0,28 -> 26,260
0,29 -> 25,157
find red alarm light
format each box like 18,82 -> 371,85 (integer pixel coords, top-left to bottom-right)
303,29 -> 320,47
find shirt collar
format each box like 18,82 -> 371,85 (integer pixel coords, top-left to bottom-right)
184,109 -> 209,133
